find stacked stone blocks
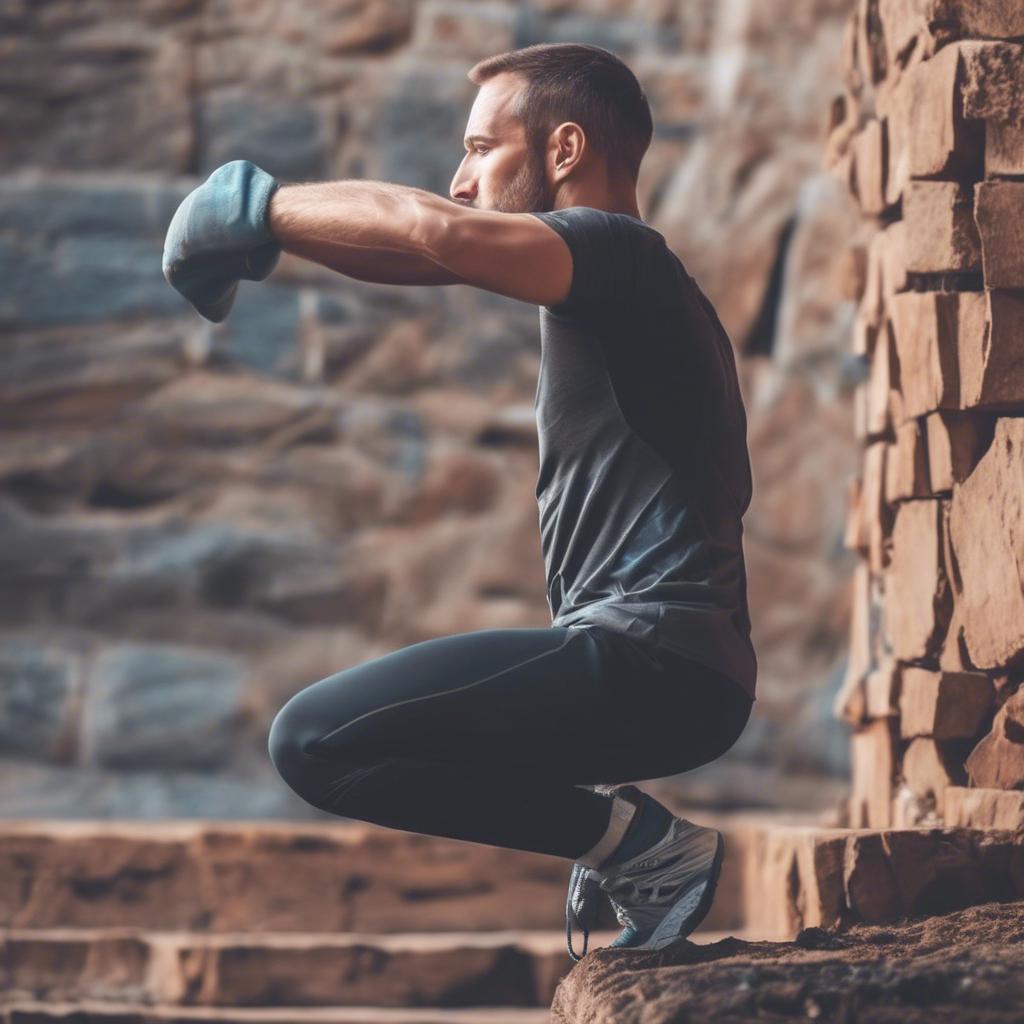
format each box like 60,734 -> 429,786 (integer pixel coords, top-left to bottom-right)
827,0 -> 1024,832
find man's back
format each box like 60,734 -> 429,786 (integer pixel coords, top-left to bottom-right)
528,205 -> 757,700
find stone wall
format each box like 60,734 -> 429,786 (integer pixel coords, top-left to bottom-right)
829,0 -> 1024,829
1,0 -> 862,818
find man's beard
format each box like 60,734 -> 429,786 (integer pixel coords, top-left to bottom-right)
493,148 -> 550,214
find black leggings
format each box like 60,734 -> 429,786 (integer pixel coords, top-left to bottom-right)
267,624 -> 753,861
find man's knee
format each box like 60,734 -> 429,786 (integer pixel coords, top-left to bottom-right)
267,691 -> 321,786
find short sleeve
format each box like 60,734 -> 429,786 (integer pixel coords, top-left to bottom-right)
528,206 -> 641,320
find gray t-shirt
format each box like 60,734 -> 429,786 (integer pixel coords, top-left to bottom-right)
527,205 -> 757,701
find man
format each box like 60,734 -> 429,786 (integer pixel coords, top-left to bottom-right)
163,42 -> 757,960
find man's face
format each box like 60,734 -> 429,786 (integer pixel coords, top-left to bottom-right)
449,72 -> 550,214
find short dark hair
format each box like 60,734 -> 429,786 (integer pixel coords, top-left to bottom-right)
467,43 -> 653,183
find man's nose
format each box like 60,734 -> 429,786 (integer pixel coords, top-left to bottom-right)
450,172 -> 476,204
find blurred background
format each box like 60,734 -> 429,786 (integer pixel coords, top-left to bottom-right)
0,0 -> 861,822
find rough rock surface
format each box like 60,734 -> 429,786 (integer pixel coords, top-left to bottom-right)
551,899 -> 1024,1023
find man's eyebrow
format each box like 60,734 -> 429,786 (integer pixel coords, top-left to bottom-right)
464,133 -> 497,147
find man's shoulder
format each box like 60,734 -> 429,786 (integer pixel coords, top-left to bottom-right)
535,205 -> 664,238
529,206 -> 680,319
533,206 -> 673,280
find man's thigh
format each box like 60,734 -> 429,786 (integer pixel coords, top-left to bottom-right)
280,626 -> 617,776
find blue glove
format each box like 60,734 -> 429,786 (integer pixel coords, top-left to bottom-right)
162,159 -> 282,323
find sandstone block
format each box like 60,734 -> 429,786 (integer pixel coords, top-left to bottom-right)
835,559 -> 873,725
883,43 -> 984,206
975,182 -> 1024,288
852,119 -> 888,215
887,372 -> 908,431
841,7 -> 861,93
880,49 -> 937,205
743,826 -> 852,939
0,820 -> 581,934
864,441 -> 894,573
854,377 -> 870,441
5,920 -> 158,1001
898,666 -> 993,739
825,90 -> 860,171
887,292 -> 961,422
939,497 -> 972,674
843,474 -> 868,555
859,239 -> 885,331
793,830 -> 847,931
742,822 -> 1024,941
958,41 -> 1024,123
927,0 -> 1024,44
884,418 -> 929,502
986,119 -> 1024,177
903,181 -> 981,275
843,830 -> 901,922
945,786 -> 1024,830
925,409 -> 995,491
867,321 -> 898,437
856,0 -> 889,90
743,826 -> 804,939
948,418 -> 1024,669
966,687 -> 1024,789
865,659 -> 901,719
883,827 -> 998,914
836,653 -> 901,727
861,221 -> 909,329
835,673 -> 867,727
879,0 -> 933,71
828,150 -> 855,199
839,243 -> 869,302
959,39 -> 1024,179
851,718 -> 897,828
844,826 -> 1019,925
879,220 -> 909,306
883,498 -> 950,661
901,737 -> 966,816
884,41 -> 1022,206
853,310 -> 877,364
958,288 -> 1024,411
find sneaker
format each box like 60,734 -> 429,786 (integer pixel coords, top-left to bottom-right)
565,784 -> 724,958
600,786 -> 724,951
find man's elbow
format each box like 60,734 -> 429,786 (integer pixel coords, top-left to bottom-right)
409,194 -> 462,265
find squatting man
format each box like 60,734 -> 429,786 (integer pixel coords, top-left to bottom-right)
162,41 -> 758,960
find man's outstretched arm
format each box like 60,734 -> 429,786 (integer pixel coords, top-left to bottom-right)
268,180 -> 465,286
267,178 -> 573,305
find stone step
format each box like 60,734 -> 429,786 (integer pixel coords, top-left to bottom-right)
743,822 -> 1024,939
0,812 -> 812,935
0,927 -> 745,1010
11,816 -> 1015,946
1,1004 -> 553,1023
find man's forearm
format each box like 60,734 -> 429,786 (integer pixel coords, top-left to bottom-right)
266,179 -> 464,286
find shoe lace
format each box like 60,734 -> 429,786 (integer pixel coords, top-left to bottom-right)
566,864 -> 600,963
566,909 -> 588,962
